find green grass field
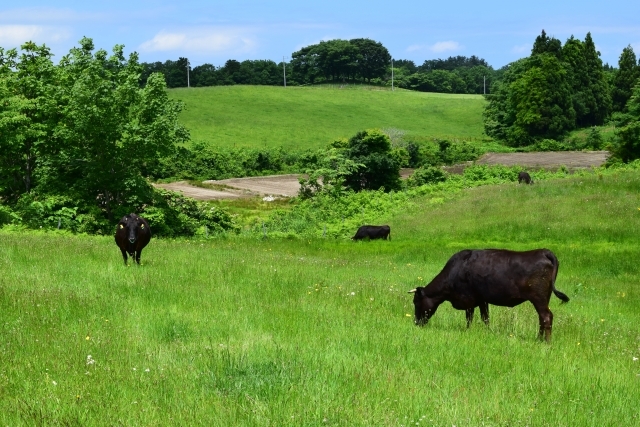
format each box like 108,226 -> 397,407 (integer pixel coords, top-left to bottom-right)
2,170 -> 639,425
169,85 -> 488,151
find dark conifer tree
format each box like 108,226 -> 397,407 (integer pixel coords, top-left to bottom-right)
612,45 -> 640,112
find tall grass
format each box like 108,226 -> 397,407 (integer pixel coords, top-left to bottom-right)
1,170 -> 639,425
169,85 -> 487,151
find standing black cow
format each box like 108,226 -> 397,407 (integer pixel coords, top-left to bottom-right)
407,249 -> 569,342
518,171 -> 533,184
115,213 -> 151,265
352,225 -> 391,241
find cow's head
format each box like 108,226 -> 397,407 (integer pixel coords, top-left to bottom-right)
120,214 -> 146,244
408,287 -> 439,325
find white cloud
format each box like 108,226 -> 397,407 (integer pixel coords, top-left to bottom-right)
139,28 -> 257,54
511,43 -> 530,54
430,41 -> 461,53
406,41 -> 462,54
0,25 -> 70,47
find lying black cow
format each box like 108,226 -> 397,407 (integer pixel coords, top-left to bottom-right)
408,249 -> 569,342
115,213 -> 151,265
518,171 -> 533,184
352,225 -> 391,241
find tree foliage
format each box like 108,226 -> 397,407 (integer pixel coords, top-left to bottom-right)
291,39 -> 391,84
484,31 -> 611,146
0,38 -> 216,234
611,45 -> 640,112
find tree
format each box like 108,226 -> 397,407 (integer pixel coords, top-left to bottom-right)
612,79 -> 640,161
612,45 -> 640,112
531,30 -> 563,58
508,53 -> 575,144
343,129 -> 401,191
349,38 -> 391,83
53,38 -> 189,219
0,42 -> 58,200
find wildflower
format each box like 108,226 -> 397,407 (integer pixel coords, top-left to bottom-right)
145,368 -> 150,372
633,357 -> 638,361
405,314 -> 412,317
52,381 -> 57,386
85,335 -> 90,340
350,292 -> 355,296
86,355 -> 95,365
601,319 -> 605,322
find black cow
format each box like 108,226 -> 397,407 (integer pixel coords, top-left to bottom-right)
518,171 -> 533,184
115,213 -> 151,265
352,225 -> 391,241
408,249 -> 569,342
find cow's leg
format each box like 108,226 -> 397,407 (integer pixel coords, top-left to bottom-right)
465,308 -> 474,328
479,302 -> 490,325
120,249 -> 128,265
135,248 -> 143,265
533,303 -> 553,342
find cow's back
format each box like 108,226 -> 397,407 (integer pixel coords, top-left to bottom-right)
447,249 -> 556,305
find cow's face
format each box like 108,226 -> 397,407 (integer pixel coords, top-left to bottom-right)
122,215 -> 145,244
408,287 -> 438,325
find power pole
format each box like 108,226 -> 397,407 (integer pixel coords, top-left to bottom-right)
391,58 -> 394,91
187,59 -> 190,88
483,75 -> 485,95
283,56 -> 287,88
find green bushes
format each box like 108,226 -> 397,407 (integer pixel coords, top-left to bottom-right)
0,188 -> 238,237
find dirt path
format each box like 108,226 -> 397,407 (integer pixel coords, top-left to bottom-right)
155,152 -> 610,201
154,181 -> 243,200
205,174 -> 304,197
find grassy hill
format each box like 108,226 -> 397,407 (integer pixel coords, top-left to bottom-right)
2,170 -> 639,425
169,85 -> 488,151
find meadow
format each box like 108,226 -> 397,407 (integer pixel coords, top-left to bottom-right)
168,85 -> 488,151
1,169 -> 639,426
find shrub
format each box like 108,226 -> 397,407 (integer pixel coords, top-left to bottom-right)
406,166 -> 448,187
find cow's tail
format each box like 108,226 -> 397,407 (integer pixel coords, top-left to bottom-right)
546,250 -> 569,303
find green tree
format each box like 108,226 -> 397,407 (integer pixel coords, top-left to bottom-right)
612,79 -> 640,161
508,53 -> 575,144
343,129 -> 401,191
612,45 -> 640,112
349,38 -> 391,82
0,42 -> 58,200
53,38 -> 189,219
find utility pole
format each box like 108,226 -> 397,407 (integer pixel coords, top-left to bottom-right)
283,56 -> 287,88
483,75 -> 485,95
187,59 -> 190,88
391,58 -> 394,91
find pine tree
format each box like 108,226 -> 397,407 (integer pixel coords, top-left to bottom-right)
612,45 -> 640,112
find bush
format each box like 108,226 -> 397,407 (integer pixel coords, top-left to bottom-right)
406,166 -> 448,187
142,189 -> 238,237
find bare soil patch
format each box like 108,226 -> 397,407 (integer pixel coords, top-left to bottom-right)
154,181 -> 243,201
476,151 -> 609,169
155,151 -> 609,201
205,174 -> 304,197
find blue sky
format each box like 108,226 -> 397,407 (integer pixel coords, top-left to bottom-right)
1,1 -> 639,69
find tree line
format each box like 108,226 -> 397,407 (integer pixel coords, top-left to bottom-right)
483,30 -> 640,155
138,40 -> 495,94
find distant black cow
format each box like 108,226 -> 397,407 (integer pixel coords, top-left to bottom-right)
518,171 -> 533,184
408,249 -> 569,342
352,225 -> 391,241
115,213 -> 151,265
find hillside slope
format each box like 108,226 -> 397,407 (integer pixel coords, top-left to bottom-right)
169,85 -> 487,150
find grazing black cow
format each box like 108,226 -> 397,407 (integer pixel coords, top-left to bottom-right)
115,213 -> 151,265
518,171 -> 533,184
352,225 -> 391,241
408,249 -> 569,342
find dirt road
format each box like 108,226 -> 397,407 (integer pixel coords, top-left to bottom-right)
155,151 -> 610,201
